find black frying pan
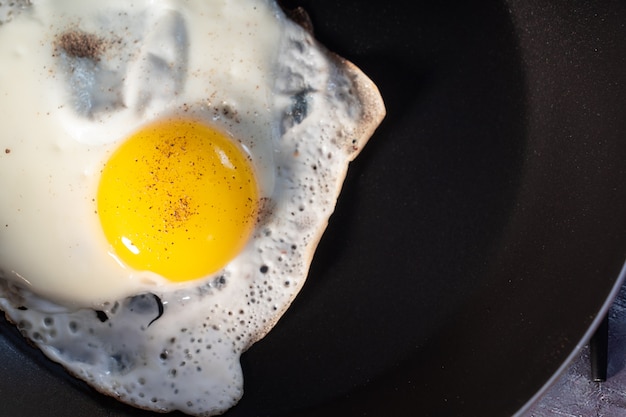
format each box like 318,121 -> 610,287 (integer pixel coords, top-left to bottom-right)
2,0 -> 626,416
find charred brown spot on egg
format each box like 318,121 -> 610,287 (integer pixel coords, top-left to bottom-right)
277,1 -> 314,34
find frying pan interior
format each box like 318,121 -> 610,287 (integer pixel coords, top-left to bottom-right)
2,0 -> 626,416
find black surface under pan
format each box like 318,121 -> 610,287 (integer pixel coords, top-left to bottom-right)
2,0 -> 626,416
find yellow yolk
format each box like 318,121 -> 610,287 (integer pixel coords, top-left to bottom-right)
97,118 -> 259,282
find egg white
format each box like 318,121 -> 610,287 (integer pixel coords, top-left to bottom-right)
0,0 -> 385,415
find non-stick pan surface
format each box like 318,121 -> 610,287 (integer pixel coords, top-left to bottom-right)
2,0 -> 626,416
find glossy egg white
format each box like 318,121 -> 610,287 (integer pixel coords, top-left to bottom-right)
0,0 -> 385,415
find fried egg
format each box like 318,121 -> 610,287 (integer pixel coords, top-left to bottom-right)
0,0 -> 385,415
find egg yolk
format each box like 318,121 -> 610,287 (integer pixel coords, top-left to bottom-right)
97,118 -> 259,282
